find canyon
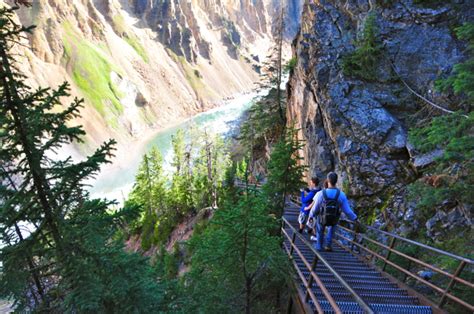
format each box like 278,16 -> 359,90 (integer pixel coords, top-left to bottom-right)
10,0 -> 302,155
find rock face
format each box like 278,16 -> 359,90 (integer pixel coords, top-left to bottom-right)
132,0 -> 303,62
287,1 -> 472,213
8,0 -> 302,153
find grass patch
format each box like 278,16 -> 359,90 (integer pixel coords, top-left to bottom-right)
124,36 -> 149,63
113,15 -> 149,63
62,22 -> 124,118
165,48 -> 215,98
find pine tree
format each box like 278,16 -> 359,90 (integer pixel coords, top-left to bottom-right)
128,147 -> 169,249
170,129 -> 194,215
192,131 -> 230,209
0,7 -> 163,311
264,127 -> 306,217
183,194 -> 288,314
342,12 -> 383,81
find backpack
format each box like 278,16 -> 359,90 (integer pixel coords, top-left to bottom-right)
320,189 -> 341,226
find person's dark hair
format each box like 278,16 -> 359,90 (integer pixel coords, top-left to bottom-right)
327,172 -> 338,185
311,177 -> 319,186
323,179 -> 329,189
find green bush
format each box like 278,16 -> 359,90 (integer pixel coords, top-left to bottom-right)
436,22 -> 474,105
408,112 -> 473,222
284,57 -> 297,73
342,13 -> 383,81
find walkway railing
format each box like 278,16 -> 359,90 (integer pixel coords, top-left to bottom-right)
336,219 -> 474,312
281,217 -> 374,314
289,196 -> 473,312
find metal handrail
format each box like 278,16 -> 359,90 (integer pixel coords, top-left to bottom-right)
338,223 -> 473,288
341,219 -> 474,264
282,217 -> 374,314
290,195 -> 472,264
288,196 -> 473,311
336,220 -> 474,311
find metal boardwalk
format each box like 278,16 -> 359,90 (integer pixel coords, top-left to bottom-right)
282,200 -> 473,314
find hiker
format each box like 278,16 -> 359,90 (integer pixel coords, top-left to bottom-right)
323,179 -> 329,189
303,178 -> 329,241
298,177 -> 321,234
308,172 -> 358,252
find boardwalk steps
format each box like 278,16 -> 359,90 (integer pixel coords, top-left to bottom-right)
283,202 -> 433,313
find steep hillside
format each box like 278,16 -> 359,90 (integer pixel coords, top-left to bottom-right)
287,1 -> 472,232
7,0 -> 302,154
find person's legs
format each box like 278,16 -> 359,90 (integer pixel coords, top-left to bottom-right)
316,222 -> 325,251
325,225 -> 337,251
298,212 -> 306,232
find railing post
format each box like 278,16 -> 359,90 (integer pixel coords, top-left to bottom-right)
350,221 -> 358,252
289,231 -> 297,256
403,260 -> 412,283
304,256 -> 319,302
286,295 -> 293,314
438,260 -> 467,308
382,237 -> 397,271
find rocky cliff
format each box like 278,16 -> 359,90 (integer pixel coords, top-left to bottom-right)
287,0 -> 472,229
6,0 -> 302,154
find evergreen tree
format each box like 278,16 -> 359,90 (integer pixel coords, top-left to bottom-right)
170,129 -> 194,215
192,131 -> 230,209
128,147 -> 169,249
342,12 -> 383,81
264,127 -> 306,217
0,7 -> 162,311
239,89 -> 286,174
408,112 -> 473,215
183,194 -> 288,314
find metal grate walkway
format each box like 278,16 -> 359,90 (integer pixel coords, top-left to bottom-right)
283,201 -> 433,314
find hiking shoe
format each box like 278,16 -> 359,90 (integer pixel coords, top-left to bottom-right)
310,236 -> 317,241
324,246 -> 333,252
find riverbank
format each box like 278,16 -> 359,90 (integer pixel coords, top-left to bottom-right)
88,89 -> 268,203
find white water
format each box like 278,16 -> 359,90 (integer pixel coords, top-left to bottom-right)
89,89 -> 268,203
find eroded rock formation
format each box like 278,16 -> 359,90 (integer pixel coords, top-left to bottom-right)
8,0 -> 303,153
287,0 -> 472,223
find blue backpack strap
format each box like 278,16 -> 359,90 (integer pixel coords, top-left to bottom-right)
334,189 -> 340,201
322,189 -> 328,200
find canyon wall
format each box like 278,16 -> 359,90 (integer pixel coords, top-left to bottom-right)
287,0 -> 472,227
7,0 -> 302,153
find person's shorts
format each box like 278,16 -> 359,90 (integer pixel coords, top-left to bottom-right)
306,217 -> 315,229
298,212 -> 308,225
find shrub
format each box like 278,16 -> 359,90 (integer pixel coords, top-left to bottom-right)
342,13 -> 383,81
436,22 -> 474,106
284,57 -> 297,73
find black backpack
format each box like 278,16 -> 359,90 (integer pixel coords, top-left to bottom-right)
320,189 -> 341,226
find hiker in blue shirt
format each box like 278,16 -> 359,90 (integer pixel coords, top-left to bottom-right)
308,172 -> 358,252
298,177 -> 321,234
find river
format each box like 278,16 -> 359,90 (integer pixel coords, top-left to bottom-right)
89,89 -> 268,203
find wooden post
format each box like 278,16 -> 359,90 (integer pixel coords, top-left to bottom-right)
286,296 -> 293,314
402,260 -> 412,283
438,260 -> 466,308
351,222 -> 358,252
382,237 -> 397,272
289,231 -> 297,255
304,256 -> 319,302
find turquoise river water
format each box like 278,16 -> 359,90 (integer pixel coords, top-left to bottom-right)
89,89 -> 268,202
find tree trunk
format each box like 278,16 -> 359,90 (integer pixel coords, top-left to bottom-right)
0,45 -> 65,260
276,5 -> 285,126
245,277 -> 252,314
